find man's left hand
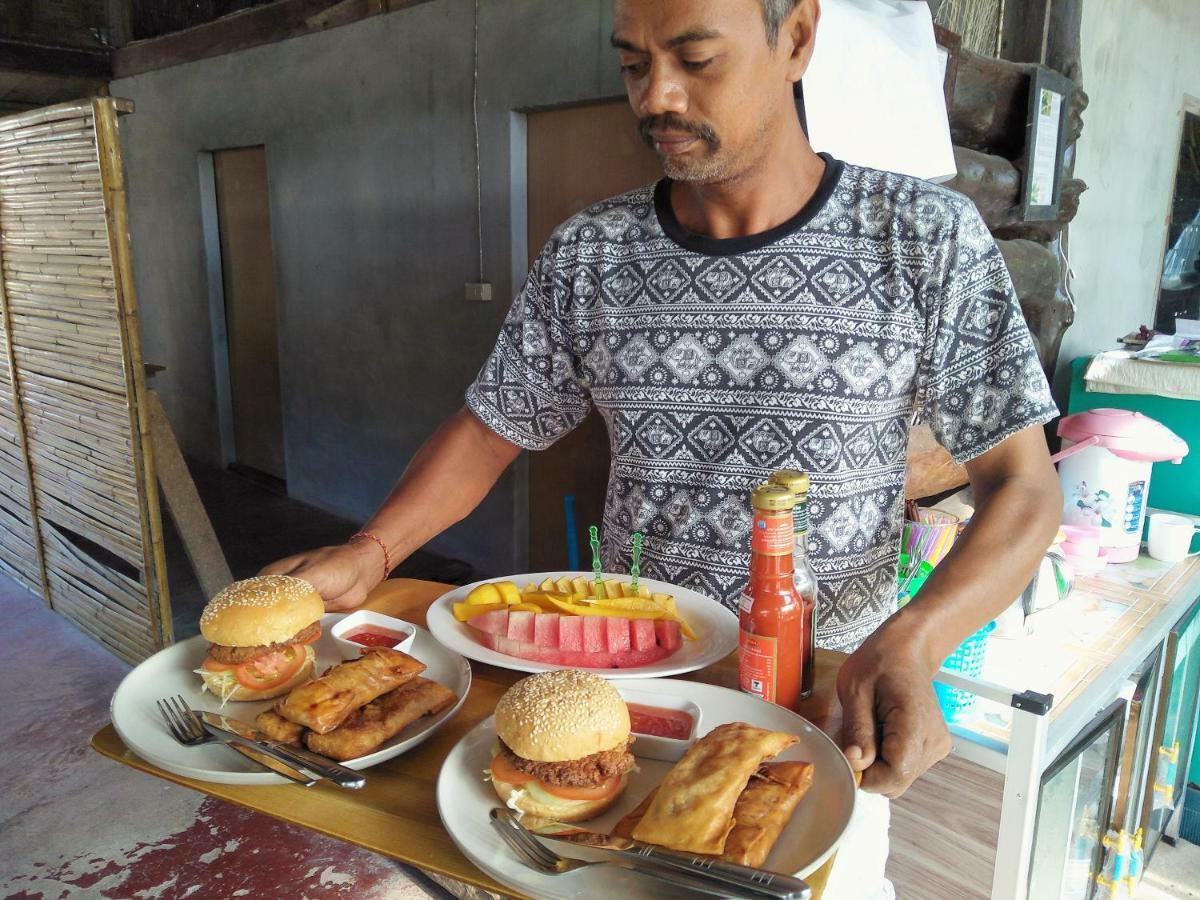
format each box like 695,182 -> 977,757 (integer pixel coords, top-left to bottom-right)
835,630 -> 951,799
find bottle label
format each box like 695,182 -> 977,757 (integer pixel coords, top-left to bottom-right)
739,629 -> 778,702
738,591 -> 754,615
751,511 -> 794,556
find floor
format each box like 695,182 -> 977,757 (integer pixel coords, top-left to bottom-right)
1140,839 -> 1200,898
1,464 -> 477,900
163,464 -> 475,639
0,569 -> 456,900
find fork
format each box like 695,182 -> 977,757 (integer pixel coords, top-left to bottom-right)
489,808 -> 771,898
156,696 -> 315,785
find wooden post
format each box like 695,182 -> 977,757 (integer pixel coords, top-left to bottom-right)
91,96 -> 173,648
148,389 -> 233,600
999,0 -> 1051,64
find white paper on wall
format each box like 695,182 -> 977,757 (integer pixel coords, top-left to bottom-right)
803,0 -> 956,183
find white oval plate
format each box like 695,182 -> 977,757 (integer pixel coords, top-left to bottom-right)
110,614 -> 471,785
436,678 -> 856,898
426,571 -> 739,679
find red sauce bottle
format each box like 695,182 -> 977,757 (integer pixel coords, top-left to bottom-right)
769,469 -> 818,699
738,483 -> 806,711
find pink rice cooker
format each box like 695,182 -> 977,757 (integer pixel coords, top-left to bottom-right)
1055,409 -> 1190,563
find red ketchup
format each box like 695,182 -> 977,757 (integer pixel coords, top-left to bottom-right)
344,626 -> 408,648
627,703 -> 694,740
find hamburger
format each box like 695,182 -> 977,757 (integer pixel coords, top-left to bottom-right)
489,669 -> 634,822
196,575 -> 323,702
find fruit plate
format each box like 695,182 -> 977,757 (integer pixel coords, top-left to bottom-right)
436,677 -> 856,899
426,571 -> 738,679
110,614 -> 471,785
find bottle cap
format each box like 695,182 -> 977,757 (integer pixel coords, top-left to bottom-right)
769,469 -> 810,496
751,483 -> 795,511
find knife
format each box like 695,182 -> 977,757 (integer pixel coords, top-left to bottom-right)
197,711 -> 367,789
524,817 -> 811,899
227,743 -> 317,786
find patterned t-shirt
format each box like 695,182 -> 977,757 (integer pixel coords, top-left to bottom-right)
466,155 -> 1058,652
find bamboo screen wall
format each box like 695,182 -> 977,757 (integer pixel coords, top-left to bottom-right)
0,97 -> 170,663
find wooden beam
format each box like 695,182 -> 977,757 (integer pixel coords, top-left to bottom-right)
112,0 -> 436,79
1000,0 -> 1051,64
0,39 -> 112,79
1045,0 -> 1084,81
107,0 -> 133,49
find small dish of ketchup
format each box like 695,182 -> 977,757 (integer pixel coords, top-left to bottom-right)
617,688 -> 702,762
331,610 -> 417,659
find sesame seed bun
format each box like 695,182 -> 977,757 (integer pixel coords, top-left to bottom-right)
199,575 -> 324,647
494,669 -> 630,762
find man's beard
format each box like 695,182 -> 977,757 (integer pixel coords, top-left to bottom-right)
637,113 -> 728,183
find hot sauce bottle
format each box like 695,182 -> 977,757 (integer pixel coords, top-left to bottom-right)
769,469 -> 818,699
738,483 -> 806,711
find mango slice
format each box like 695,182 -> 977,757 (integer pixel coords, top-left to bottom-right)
453,600 -> 506,621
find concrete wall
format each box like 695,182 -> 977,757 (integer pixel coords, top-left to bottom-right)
1054,0 -> 1200,395
113,0 -> 625,575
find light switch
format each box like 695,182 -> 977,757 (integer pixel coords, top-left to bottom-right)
465,282 -> 493,302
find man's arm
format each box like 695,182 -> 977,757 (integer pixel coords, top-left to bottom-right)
837,424 -> 1062,797
260,406 -> 523,610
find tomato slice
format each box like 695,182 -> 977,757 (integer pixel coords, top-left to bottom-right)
201,656 -> 238,673
234,646 -> 307,691
489,753 -> 622,801
543,774 -> 623,801
490,752 -> 536,786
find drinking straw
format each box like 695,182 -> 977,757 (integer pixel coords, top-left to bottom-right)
630,532 -> 644,593
589,525 -> 603,596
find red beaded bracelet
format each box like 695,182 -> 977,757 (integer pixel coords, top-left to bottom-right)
350,530 -> 391,581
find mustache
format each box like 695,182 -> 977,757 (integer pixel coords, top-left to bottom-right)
637,113 -> 719,149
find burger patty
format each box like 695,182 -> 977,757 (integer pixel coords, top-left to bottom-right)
206,621 -> 320,665
498,736 -> 636,788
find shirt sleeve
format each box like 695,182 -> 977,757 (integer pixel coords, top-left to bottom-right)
465,244 -> 593,450
918,199 -> 1059,464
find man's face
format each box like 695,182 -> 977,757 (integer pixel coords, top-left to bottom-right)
612,0 -> 802,184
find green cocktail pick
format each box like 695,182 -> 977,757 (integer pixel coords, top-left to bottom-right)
589,525 -> 603,597
630,532 -> 644,593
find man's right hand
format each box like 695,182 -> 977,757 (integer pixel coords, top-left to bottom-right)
259,540 -> 384,611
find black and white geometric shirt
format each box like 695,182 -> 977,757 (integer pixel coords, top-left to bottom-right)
467,155 -> 1058,652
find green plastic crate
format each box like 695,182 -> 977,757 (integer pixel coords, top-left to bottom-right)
1067,357 -> 1200,517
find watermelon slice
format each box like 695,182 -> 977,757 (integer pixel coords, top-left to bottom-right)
507,610 -> 536,643
467,609 -> 509,635
654,619 -> 683,653
473,631 -> 676,668
630,618 -> 657,651
468,610 -> 684,669
558,616 -> 584,651
604,616 -> 631,653
533,612 -> 560,648
582,616 -> 606,654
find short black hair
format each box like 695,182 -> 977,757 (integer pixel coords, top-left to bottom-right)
760,0 -> 802,47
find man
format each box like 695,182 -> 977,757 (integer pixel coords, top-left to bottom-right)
267,0 -> 1059,826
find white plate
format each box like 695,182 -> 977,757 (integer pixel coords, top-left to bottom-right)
436,678 -> 856,899
110,614 -> 471,785
426,571 -> 739,679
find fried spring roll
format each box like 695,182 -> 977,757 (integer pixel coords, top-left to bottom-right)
275,648 -> 425,734
616,761 -> 814,867
304,677 -> 457,761
720,761 -> 814,867
255,709 -> 305,746
630,722 -> 798,854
